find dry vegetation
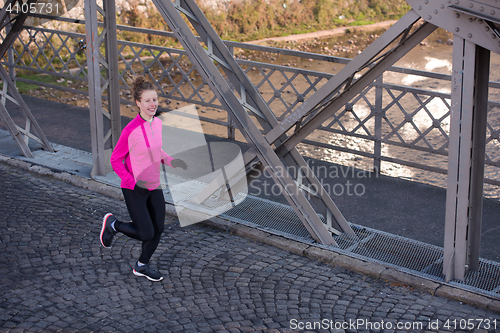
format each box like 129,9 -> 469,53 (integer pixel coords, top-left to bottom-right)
118,0 -> 412,42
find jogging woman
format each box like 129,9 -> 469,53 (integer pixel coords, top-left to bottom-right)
100,75 -> 187,281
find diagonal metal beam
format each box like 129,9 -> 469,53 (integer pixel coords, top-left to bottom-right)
0,0 -> 37,59
200,10 -> 435,213
407,0 -> 500,54
168,0 -> 355,237
0,0 -> 54,157
152,0 -> 343,245
264,10 -> 428,147
267,12 -> 437,157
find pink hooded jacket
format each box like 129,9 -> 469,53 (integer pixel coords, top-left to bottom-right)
110,114 -> 174,191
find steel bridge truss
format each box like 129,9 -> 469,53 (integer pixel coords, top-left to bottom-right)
146,0 -> 442,246
151,0 -> 358,246
0,0 -> 53,157
3,0 -> 498,281
146,0 -> 500,281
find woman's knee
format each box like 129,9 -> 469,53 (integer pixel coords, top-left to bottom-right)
137,229 -> 155,242
157,221 -> 165,234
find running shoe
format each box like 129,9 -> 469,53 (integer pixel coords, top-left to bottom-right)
100,213 -> 117,248
133,262 -> 163,281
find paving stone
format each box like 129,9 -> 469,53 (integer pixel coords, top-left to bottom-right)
1,162 -> 500,332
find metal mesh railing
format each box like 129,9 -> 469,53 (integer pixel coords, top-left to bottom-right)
222,193 -> 500,298
3,14 -> 500,194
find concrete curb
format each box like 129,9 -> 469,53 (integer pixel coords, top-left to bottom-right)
2,154 -> 499,314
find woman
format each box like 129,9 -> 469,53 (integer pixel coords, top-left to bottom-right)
100,76 -> 187,282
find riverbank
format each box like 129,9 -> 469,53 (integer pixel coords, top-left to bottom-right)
247,20 -> 399,44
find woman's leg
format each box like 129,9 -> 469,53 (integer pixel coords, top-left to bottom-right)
116,188 -> 155,241
139,189 -> 165,264
116,188 -> 165,263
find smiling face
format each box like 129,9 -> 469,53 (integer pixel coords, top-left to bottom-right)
136,89 -> 158,121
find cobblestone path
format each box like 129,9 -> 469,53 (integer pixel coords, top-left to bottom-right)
0,163 -> 499,332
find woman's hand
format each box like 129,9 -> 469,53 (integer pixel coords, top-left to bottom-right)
171,159 -> 188,170
134,180 -> 149,195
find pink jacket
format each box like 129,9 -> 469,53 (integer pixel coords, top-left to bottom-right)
110,114 -> 174,191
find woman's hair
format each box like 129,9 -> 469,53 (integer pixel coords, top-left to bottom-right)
131,75 -> 155,102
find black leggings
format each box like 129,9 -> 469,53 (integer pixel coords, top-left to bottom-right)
116,187 -> 165,264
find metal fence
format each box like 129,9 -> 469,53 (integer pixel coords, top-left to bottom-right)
3,15 -> 500,195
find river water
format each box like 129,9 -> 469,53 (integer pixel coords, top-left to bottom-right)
117,27 -> 500,199
236,28 -> 500,199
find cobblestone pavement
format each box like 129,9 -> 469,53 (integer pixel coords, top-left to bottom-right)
1,162 -> 500,333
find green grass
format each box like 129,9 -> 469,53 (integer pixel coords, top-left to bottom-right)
348,20 -> 377,26
13,73 -> 69,94
115,0 -> 412,43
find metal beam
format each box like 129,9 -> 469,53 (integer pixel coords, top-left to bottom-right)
176,0 -> 357,237
264,10 -> 424,147
468,45 -> 490,270
407,0 -> 500,54
84,0 -> 120,177
0,0 -> 54,157
103,0 -> 121,150
263,13 -> 437,161
152,0 -> 343,245
0,0 -> 37,59
444,36 -> 490,281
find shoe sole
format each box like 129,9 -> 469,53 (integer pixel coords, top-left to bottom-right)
133,269 -> 163,282
100,213 -> 113,248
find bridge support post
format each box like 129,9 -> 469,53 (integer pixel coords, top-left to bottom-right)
444,36 -> 490,281
84,0 -> 121,177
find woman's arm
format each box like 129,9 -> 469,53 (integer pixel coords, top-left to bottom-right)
110,129 -> 136,188
161,150 -> 174,167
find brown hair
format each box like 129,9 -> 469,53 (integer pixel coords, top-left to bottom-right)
131,75 -> 155,102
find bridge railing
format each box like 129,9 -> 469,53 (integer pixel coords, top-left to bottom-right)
3,15 -> 500,195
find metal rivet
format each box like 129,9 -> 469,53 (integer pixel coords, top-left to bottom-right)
479,19 -> 484,24
469,18 -> 473,22
468,33 -> 473,38
480,6 -> 484,11
418,5 -> 422,10
448,0 -> 452,2
434,9 -> 438,14
455,27 -> 460,32
469,2 -> 473,8
424,0 -> 428,3
455,0 -> 459,4
456,13 -> 460,18
493,34 -> 497,39
427,15 -> 432,20
485,26 -> 490,31
492,10 -> 496,15
441,4 -> 445,9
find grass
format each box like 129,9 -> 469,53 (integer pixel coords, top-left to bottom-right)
7,0 -> 413,95
115,0 -> 412,43
12,73 -> 70,94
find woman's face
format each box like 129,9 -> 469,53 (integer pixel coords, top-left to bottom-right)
136,89 -> 158,121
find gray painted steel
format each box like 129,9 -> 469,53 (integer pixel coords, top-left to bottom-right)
0,0 -> 53,158
84,0 -> 120,176
444,38 -> 491,281
150,0 -> 343,245
4,0 -> 500,282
